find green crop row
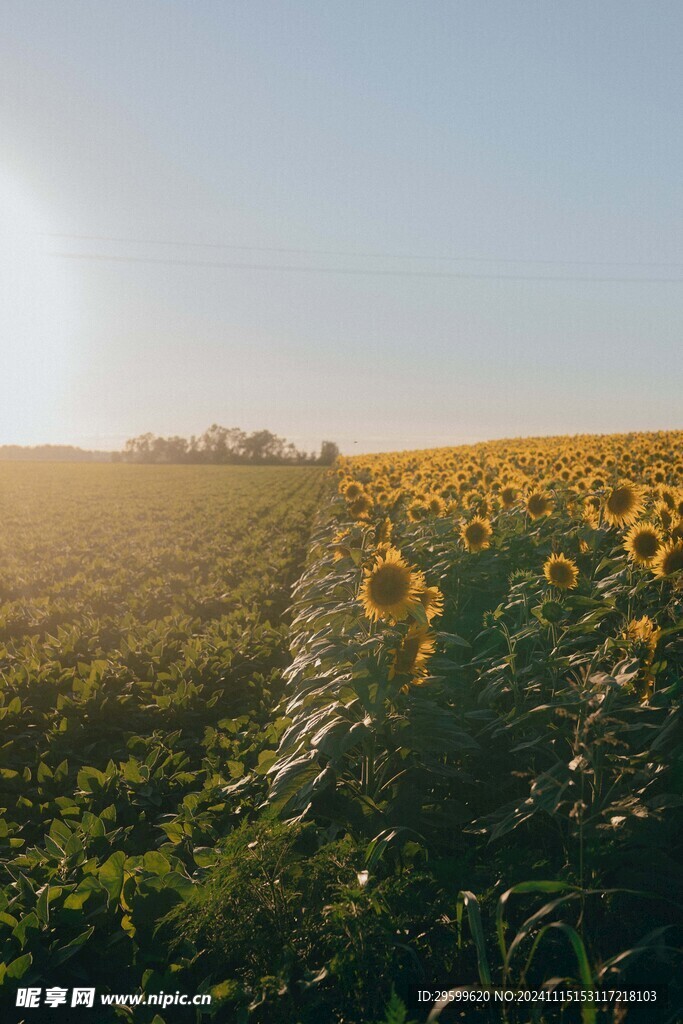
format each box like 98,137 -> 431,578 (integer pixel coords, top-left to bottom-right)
0,463 -> 325,1021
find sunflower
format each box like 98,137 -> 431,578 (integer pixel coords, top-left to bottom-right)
624,615 -> 660,655
526,491 -> 553,519
418,585 -> 444,622
342,479 -> 363,500
623,522 -> 662,566
460,517 -> 492,552
603,481 -> 644,527
501,485 -> 517,509
659,488 -> 676,510
582,499 -> 600,529
347,493 -> 373,519
330,529 -> 352,562
388,625 -> 436,685
652,539 -> 683,579
359,546 -> 425,622
375,517 -> 393,545
407,500 -> 428,522
656,502 -> 673,531
426,493 -> 446,516
543,553 -> 579,590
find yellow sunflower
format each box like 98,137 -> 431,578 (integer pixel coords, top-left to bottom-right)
388,625 -> 436,685
375,517 -> 393,545
603,481 -> 645,528
359,546 -> 425,622
656,502 -> 674,531
347,493 -> 373,520
623,522 -> 662,566
652,540 -> 683,579
426,493 -> 446,516
543,553 -> 579,590
659,488 -> 676,510
418,585 -> 444,622
460,517 -> 492,552
582,500 -> 600,529
407,500 -> 428,522
342,479 -> 363,500
624,615 -> 660,655
501,485 -> 517,509
526,491 -> 553,520
330,529 -> 352,562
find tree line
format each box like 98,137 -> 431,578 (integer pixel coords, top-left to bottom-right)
0,445 -> 110,462
114,425 -> 339,465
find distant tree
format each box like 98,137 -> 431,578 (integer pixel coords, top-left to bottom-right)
199,424 -> 246,463
124,433 -> 156,463
0,444 -> 112,462
241,429 -> 285,463
117,426 -> 336,466
318,441 -> 340,465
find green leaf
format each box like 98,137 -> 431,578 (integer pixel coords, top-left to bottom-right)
496,880 -> 578,964
50,927 -> 95,967
63,876 -> 103,910
143,851 -> 171,876
99,851 -> 126,903
36,886 -> 50,926
6,952 -> 32,979
193,847 -> 219,869
456,891 -> 492,987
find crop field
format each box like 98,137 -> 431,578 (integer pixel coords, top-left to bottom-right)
1,437 -> 682,1024
0,463 -> 326,1020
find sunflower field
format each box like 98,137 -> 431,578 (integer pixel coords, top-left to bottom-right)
201,431 -> 680,1023
1,437 -> 682,1024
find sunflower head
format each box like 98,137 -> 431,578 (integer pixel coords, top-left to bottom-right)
582,502 -> 600,529
347,493 -> 373,520
460,516 -> 492,553
426,493 -> 446,516
603,481 -> 645,527
407,500 -> 428,523
652,540 -> 683,579
624,615 -> 660,655
655,502 -> 673,531
388,625 -> 436,685
543,553 -> 579,590
623,522 -> 662,566
359,546 -> 425,623
330,529 -> 353,562
342,479 -> 363,500
501,485 -> 517,509
375,517 -> 393,545
418,585 -> 444,622
526,491 -> 553,520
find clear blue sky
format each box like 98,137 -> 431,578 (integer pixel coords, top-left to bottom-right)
1,1 -> 681,454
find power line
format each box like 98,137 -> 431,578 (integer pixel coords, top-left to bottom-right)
51,250 -> 683,283
44,233 -> 683,269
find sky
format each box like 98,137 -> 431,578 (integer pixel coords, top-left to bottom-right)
1,1 -> 681,455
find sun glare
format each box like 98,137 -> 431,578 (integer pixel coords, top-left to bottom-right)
0,168 -> 79,445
